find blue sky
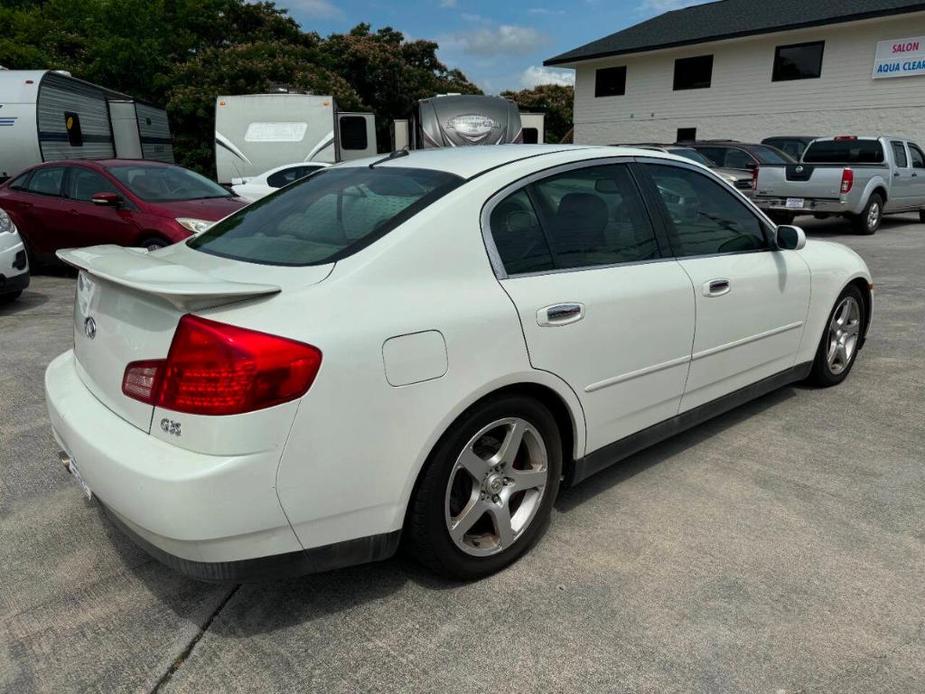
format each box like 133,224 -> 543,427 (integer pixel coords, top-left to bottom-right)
271,0 -> 704,93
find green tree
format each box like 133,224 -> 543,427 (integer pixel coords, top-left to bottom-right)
501,84 -> 574,144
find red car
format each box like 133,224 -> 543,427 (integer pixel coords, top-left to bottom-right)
0,160 -> 248,264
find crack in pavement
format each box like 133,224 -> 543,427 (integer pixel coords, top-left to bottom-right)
150,584 -> 241,693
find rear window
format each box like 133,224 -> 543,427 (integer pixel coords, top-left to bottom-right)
803,140 -> 885,164
747,146 -> 794,165
189,167 -> 463,266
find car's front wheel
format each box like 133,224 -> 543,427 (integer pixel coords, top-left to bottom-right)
406,396 -> 562,580
808,285 -> 866,387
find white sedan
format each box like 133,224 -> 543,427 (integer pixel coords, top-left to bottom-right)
46,145 -> 872,581
230,162 -> 330,201
0,207 -> 30,302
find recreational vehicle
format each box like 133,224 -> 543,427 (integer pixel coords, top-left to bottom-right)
391,94 -> 528,150
0,70 -> 173,181
214,94 -> 376,185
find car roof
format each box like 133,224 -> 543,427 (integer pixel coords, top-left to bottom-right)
337,144 -> 681,179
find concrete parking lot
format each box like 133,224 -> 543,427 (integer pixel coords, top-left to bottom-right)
1,216 -> 923,693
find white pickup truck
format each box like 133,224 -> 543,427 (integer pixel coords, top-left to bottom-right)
753,136 -> 925,234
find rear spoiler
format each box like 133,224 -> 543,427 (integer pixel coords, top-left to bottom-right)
57,245 -> 281,310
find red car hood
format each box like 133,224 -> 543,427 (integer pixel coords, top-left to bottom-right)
150,196 -> 248,221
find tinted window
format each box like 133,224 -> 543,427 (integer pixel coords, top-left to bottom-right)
190,167 -> 462,266
764,138 -> 807,160
748,145 -> 793,165
773,41 -> 824,81
266,166 -> 315,189
108,164 -> 230,201
892,141 -> 909,168
645,164 -> 768,257
521,128 -> 539,144
803,140 -> 885,164
26,167 -> 65,196
673,55 -> 713,90
723,149 -> 755,169
68,168 -> 119,201
339,116 -> 368,151
8,172 -> 31,190
491,164 -> 659,274
489,190 -> 553,275
670,148 -> 712,166
909,143 -> 925,169
595,66 -> 627,97
692,147 -> 724,166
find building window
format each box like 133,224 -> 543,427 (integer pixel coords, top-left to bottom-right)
772,41 -> 824,81
595,66 -> 627,97
673,55 -> 713,90
676,128 -> 697,142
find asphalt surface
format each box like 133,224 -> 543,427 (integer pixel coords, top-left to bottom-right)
1,216 -> 923,693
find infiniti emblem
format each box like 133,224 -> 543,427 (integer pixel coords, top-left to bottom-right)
84,317 -> 97,340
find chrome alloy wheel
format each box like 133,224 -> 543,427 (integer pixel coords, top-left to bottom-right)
867,200 -> 881,230
444,417 -> 549,557
827,295 -> 862,375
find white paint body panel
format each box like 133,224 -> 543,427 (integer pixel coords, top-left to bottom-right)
43,145 -> 871,566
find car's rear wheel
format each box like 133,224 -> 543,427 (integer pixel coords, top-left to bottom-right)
406,396 -> 562,580
808,285 -> 865,387
853,194 -> 882,235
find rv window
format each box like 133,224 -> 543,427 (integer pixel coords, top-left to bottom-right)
339,116 -> 368,151
68,168 -> 119,202
107,164 -> 230,201
267,166 -> 316,189
772,41 -> 824,82
522,128 -> 539,144
189,167 -> 462,266
26,168 -> 65,197
595,66 -> 627,97
673,55 -> 713,90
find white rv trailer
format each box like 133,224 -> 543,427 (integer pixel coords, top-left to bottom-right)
214,94 -> 377,185
390,94 -> 544,149
0,70 -> 173,180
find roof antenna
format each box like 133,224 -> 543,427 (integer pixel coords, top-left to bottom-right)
369,149 -> 410,168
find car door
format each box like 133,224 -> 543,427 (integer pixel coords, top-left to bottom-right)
639,160 -> 811,412
63,166 -> 138,247
17,166 -> 70,259
889,140 -> 914,210
484,161 -> 696,455
907,142 -> 925,206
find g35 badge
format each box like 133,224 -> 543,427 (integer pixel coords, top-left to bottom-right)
160,418 -> 182,436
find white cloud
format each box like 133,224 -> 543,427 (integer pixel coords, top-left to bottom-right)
528,7 -> 566,15
285,0 -> 343,18
639,0 -> 705,12
520,65 -> 575,88
444,24 -> 550,57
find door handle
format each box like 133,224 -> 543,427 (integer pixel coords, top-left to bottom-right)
537,303 -> 584,326
703,279 -> 731,297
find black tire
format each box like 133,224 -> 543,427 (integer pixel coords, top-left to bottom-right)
0,290 -> 22,303
139,236 -> 170,251
767,211 -> 795,226
852,194 -> 883,235
808,284 -> 865,387
406,395 -> 562,580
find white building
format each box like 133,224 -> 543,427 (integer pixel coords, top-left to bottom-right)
545,0 -> 925,146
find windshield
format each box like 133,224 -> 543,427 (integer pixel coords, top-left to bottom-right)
670,148 -> 712,166
188,166 -> 463,266
108,164 -> 231,201
803,140 -> 885,164
749,146 -> 794,165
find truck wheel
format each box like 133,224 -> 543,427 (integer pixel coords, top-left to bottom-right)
853,194 -> 883,235
767,211 -> 795,226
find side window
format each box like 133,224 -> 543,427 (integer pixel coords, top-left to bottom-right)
267,167 -> 306,189
26,167 -> 65,196
723,149 -> 755,169
891,141 -> 909,168
694,147 -> 724,166
645,164 -> 769,257
909,143 -> 925,169
489,190 -> 554,275
339,116 -> 368,151
67,168 -> 118,202
9,172 -> 31,190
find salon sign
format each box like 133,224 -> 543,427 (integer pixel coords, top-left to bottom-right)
873,36 -> 925,78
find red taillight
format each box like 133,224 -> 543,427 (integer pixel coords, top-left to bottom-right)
841,167 -> 854,194
122,315 -> 322,416
751,164 -> 759,189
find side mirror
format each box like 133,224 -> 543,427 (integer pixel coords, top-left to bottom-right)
91,192 -> 121,207
776,224 -> 806,250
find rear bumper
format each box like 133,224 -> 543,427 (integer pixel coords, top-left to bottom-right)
45,350 -> 398,580
754,196 -> 859,216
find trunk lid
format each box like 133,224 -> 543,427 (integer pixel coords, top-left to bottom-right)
58,243 -> 331,431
